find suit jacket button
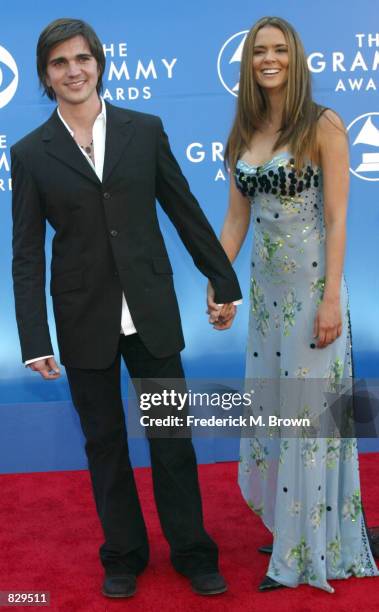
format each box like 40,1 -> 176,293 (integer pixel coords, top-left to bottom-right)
103,192 -> 111,199
110,229 -> 118,237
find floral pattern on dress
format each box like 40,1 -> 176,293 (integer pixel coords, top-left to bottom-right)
282,289 -> 302,336
301,439 -> 319,467
289,500 -> 303,516
310,502 -> 326,530
342,490 -> 361,522
286,537 -> 318,582
349,557 -> 368,578
250,439 -> 269,475
259,231 -> 284,264
279,194 -> 304,214
341,439 -> 357,461
310,277 -> 325,304
268,411 -> 281,438
250,278 -> 270,337
281,258 -> 298,274
297,405 -> 314,439
295,366 -> 309,378
328,358 -> 344,392
327,536 -> 341,568
325,438 -> 341,469
239,456 -> 252,475
256,231 -> 293,282
279,440 -> 289,464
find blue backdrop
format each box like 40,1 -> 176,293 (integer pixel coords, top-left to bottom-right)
1,0 -> 378,473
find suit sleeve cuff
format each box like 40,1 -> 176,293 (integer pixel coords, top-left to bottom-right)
215,299 -> 243,307
25,355 -> 54,366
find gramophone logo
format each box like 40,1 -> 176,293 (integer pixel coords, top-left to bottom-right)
0,46 -> 18,109
217,31 -> 248,97
347,112 -> 379,182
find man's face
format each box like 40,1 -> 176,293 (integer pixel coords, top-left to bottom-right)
45,35 -> 100,107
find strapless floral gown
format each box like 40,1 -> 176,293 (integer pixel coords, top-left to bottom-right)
235,152 -> 378,592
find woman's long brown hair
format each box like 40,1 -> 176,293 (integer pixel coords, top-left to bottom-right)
224,16 -> 322,172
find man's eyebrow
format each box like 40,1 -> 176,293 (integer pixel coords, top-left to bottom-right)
48,52 -> 93,63
48,55 -> 66,64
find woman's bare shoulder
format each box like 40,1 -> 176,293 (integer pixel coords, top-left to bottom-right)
317,108 -> 346,135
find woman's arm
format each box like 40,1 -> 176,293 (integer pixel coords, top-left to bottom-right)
220,175 -> 252,263
314,109 -> 349,348
208,175 -> 251,329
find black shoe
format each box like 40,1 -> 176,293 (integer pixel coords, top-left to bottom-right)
368,527 -> 379,559
190,572 -> 228,595
102,574 -> 137,598
258,575 -> 286,591
258,544 -> 273,554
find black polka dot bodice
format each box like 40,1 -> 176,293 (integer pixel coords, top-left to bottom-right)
234,152 -> 325,286
235,154 -> 320,200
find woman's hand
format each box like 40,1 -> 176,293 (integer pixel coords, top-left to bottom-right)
313,297 -> 342,348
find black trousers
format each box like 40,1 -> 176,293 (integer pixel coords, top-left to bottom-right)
65,333 -> 218,577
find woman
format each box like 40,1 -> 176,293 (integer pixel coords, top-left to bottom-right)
208,16 -> 378,592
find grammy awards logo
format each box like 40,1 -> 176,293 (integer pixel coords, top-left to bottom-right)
217,31 -> 248,97
347,112 -> 379,182
0,46 -> 18,109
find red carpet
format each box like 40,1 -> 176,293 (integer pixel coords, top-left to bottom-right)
0,455 -> 378,612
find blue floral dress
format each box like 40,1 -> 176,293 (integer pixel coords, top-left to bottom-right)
236,152 -> 378,592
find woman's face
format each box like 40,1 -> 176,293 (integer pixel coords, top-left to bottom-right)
252,26 -> 289,92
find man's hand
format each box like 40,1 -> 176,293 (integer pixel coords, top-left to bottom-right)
207,282 -> 237,330
28,357 -> 61,380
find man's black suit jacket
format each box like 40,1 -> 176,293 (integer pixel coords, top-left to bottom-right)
11,101 -> 242,369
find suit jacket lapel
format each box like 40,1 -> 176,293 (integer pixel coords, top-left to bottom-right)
41,103 -> 135,186
42,109 -> 101,186
102,102 -> 135,185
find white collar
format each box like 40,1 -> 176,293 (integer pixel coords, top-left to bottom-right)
57,97 -> 106,136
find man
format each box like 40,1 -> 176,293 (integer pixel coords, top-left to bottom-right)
11,18 -> 241,598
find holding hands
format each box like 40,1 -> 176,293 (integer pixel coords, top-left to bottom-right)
207,282 -> 237,330
28,357 -> 61,379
